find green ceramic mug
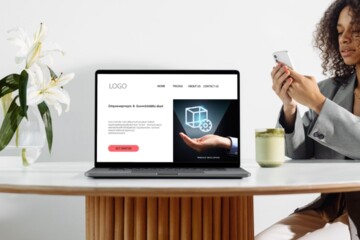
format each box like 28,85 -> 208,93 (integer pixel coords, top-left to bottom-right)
255,128 -> 285,167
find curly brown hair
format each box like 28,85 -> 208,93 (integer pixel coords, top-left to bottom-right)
314,0 -> 360,79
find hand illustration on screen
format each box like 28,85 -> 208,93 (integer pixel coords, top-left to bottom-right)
179,132 -> 234,153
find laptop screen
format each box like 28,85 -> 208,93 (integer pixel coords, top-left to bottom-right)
95,70 -> 240,167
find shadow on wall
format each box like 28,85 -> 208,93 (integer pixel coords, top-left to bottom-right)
39,62 -> 166,163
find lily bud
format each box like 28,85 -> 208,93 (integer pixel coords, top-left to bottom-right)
26,42 -> 42,69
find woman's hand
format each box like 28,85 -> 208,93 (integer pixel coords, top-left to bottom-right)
271,63 -> 297,113
287,68 -> 326,114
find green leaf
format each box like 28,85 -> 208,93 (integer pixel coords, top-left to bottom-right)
0,97 -> 25,151
0,74 -> 20,98
19,70 -> 28,119
38,102 -> 53,152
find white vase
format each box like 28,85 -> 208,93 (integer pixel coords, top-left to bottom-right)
0,105 -> 46,166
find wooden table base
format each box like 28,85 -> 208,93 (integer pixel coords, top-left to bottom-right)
86,196 -> 254,240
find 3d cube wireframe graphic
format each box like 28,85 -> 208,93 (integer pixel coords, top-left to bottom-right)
184,106 -> 213,132
185,106 -> 208,128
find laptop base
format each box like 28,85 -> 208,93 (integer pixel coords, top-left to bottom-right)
85,167 -> 250,179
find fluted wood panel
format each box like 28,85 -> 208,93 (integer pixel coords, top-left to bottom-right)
124,197 -> 134,240
86,196 -> 254,240
170,198 -> 180,240
213,197 -> 221,240
158,198 -> 169,240
230,197 -> 238,240
95,197 -> 100,240
86,196 -> 95,240
221,197 -> 230,240
114,197 -> 124,240
105,197 -> 115,240
203,197 -> 212,239
135,198 -> 146,240
239,197 -> 247,240
147,197 -> 158,240
247,197 -> 255,238
99,197 -> 106,239
192,197 -> 202,240
180,197 -> 191,240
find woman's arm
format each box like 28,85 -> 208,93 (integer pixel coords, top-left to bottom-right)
277,106 -> 315,159
308,99 -> 360,159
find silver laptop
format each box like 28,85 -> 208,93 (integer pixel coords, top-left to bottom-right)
85,70 -> 250,178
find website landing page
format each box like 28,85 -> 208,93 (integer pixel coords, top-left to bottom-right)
97,74 -> 238,163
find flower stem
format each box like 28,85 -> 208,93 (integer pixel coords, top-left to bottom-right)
21,148 -> 29,167
15,128 -> 19,147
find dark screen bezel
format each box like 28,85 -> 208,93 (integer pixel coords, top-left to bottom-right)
95,70 -> 240,168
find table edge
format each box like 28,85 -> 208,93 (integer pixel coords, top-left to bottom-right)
1,183 -> 360,197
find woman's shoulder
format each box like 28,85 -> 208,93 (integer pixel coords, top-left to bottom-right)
318,73 -> 355,89
317,77 -> 337,90
318,76 -> 335,85
317,77 -> 342,98
317,74 -> 355,98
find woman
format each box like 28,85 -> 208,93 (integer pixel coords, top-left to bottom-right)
256,0 -> 360,239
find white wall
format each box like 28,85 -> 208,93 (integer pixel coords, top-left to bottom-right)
0,0 -> 333,239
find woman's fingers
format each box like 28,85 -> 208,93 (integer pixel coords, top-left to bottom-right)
288,68 -> 306,82
280,78 -> 293,96
272,65 -> 290,95
271,63 -> 285,80
271,64 -> 281,79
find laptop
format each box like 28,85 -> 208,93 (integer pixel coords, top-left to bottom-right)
85,70 -> 250,178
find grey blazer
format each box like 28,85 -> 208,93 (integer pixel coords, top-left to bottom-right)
277,73 -> 360,240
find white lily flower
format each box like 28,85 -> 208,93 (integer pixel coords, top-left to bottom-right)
27,64 -> 74,116
7,23 -> 64,69
1,23 -> 74,163
26,42 -> 42,69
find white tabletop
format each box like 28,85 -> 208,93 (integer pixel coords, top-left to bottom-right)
0,160 -> 359,197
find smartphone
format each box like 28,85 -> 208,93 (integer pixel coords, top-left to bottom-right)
273,50 -> 294,69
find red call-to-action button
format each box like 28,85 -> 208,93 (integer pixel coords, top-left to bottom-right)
108,145 -> 139,152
